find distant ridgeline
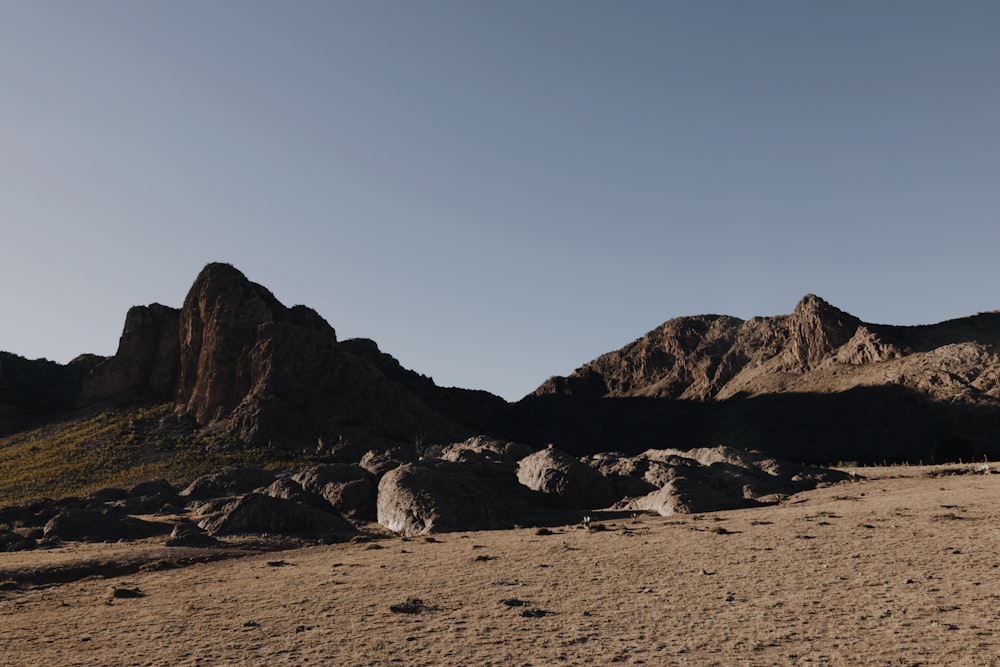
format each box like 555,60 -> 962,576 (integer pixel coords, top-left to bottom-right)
3,263 -> 1000,465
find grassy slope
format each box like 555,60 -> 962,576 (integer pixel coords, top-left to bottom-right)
0,404 -> 308,504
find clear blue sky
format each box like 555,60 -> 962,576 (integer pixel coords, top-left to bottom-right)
2,1 -> 999,401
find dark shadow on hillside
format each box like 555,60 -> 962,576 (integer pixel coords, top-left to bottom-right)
873,311 -> 1000,354
511,385 -> 1000,465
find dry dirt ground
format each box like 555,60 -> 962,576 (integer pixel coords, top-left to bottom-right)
2,465 -> 1000,666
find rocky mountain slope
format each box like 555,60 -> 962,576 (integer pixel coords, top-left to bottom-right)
532,294 -> 1000,402
3,263 -> 507,451
517,295 -> 1000,463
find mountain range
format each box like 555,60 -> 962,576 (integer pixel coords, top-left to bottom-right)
3,263 -> 999,467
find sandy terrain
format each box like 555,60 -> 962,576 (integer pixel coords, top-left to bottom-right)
2,466 -> 999,666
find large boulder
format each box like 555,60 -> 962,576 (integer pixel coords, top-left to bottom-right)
377,460 -> 545,535
439,436 -> 535,469
259,477 -> 341,516
291,464 -> 376,523
584,452 -> 660,498
627,479 -> 755,516
165,520 -> 221,547
197,493 -> 357,541
129,478 -> 178,498
515,447 -> 620,509
43,508 -> 170,542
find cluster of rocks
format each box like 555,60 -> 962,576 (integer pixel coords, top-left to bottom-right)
0,439 -> 849,548
0,479 -> 181,551
0,467 -> 362,552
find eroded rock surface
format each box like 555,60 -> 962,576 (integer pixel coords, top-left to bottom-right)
376,459 -> 545,535
515,448 -> 619,509
197,492 -> 357,541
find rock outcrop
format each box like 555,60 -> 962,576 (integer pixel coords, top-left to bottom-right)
5,262 -> 510,454
78,263 -> 508,452
81,304 -> 180,404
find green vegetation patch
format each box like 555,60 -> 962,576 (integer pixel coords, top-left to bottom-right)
0,404 -> 308,504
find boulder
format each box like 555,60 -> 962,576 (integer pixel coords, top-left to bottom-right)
197,493 -> 357,541
0,529 -> 37,552
290,464 -> 376,523
377,460 -> 545,535
360,447 -> 417,478
439,436 -> 535,468
515,447 -> 620,509
112,494 -> 182,516
33,497 -> 90,524
129,478 -> 178,498
43,508 -> 170,542
87,487 -> 129,503
260,477 -> 336,513
165,520 -> 221,547
625,477 -> 758,516
584,452 -> 659,499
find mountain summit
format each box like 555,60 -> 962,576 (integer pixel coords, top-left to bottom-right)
531,295 -> 1000,404
77,263 -> 507,451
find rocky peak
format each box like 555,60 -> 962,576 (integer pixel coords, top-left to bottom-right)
785,294 -> 861,370
531,295 -> 870,402
176,263 -> 336,423
792,293 -> 832,316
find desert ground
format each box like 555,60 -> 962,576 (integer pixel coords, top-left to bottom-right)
2,465 -> 999,666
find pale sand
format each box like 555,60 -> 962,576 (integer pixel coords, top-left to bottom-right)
2,467 -> 999,666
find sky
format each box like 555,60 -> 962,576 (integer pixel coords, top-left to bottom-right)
2,1 -> 999,401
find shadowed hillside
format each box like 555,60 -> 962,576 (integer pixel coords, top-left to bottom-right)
519,294 -> 1000,463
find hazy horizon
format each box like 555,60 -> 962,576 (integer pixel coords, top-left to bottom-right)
3,1 -> 999,400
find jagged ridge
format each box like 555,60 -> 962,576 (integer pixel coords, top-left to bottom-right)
533,294 -> 1000,405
